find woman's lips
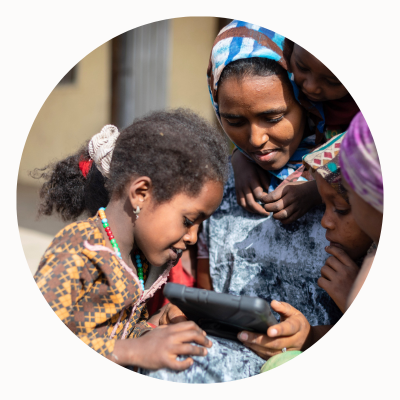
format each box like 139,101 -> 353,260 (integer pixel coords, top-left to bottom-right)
252,150 -> 279,163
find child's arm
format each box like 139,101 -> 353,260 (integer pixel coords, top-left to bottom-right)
197,258 -> 213,290
318,246 -> 360,313
261,180 -> 322,224
237,300 -> 331,359
231,149 -> 270,216
110,321 -> 212,370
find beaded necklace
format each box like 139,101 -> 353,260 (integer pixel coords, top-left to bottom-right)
98,207 -> 145,291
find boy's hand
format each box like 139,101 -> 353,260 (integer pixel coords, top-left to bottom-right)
318,246 -> 360,313
261,180 -> 321,224
237,300 -> 311,359
231,150 -> 270,216
123,321 -> 212,371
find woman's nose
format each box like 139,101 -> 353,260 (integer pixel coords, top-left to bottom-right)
321,211 -> 335,230
249,124 -> 269,149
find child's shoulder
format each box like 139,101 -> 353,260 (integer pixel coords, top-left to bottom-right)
44,217 -> 103,258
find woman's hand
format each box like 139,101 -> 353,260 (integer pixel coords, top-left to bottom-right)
261,180 -> 321,224
112,321 -> 212,371
231,150 -> 270,216
237,300 -> 312,359
318,246 -> 360,313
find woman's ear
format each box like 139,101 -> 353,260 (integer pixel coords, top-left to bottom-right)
127,177 -> 153,210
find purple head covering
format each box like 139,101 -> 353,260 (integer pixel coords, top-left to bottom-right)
339,112 -> 383,213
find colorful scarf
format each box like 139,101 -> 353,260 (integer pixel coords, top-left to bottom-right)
207,20 -> 316,191
339,112 -> 383,213
207,20 -> 325,133
303,132 -> 348,200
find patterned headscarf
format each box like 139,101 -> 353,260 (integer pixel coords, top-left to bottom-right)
206,20 -> 316,191
339,112 -> 383,213
206,20 -> 325,133
303,132 -> 348,200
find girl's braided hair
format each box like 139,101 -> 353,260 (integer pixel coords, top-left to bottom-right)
31,108 -> 229,221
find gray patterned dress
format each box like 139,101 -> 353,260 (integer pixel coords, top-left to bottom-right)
139,164 -> 342,383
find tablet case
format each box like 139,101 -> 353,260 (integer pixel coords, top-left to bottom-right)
163,283 -> 278,342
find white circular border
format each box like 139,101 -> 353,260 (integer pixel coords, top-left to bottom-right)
3,1 -> 398,398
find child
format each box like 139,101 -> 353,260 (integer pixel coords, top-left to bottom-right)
338,112 -> 383,310
33,108 -> 228,371
237,132 -> 374,356
217,20 -> 359,219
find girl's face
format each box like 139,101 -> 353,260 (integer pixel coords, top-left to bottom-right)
218,74 -> 306,171
342,177 -> 383,244
134,180 -> 223,267
290,44 -> 348,102
316,173 -> 372,261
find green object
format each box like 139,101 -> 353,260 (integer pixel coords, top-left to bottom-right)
260,351 -> 302,373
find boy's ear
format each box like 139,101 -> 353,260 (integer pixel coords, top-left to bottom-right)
127,177 -> 153,208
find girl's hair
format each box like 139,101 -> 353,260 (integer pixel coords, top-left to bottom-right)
32,108 -> 229,221
218,57 -> 289,89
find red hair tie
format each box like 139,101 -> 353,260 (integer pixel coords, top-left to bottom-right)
79,157 -> 93,178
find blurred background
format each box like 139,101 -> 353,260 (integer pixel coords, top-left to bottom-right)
18,17 -> 232,275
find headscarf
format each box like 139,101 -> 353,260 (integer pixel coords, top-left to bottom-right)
207,20 -> 325,133
339,112 -> 383,213
206,20 -> 315,191
303,132 -> 348,200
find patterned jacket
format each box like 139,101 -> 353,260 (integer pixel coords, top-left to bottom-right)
34,217 -> 153,358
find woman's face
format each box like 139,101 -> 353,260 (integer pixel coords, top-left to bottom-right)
134,180 -> 223,267
218,73 -> 306,171
342,177 -> 383,244
290,44 -> 348,102
316,173 -> 372,260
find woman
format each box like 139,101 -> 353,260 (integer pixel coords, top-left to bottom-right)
338,112 -> 383,309
140,22 -> 342,382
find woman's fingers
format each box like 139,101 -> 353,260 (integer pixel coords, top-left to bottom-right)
243,188 -> 270,215
173,328 -> 212,348
273,202 -> 299,223
270,300 -> 297,320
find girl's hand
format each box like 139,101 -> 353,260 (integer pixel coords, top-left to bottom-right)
237,300 -> 311,359
261,180 -> 321,224
159,303 -> 188,325
318,246 -> 360,313
114,321 -> 212,371
231,150 -> 270,216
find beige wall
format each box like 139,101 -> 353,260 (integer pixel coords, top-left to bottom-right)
168,17 -> 218,122
19,42 -> 111,187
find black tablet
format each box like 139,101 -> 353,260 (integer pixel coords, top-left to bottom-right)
163,283 -> 278,342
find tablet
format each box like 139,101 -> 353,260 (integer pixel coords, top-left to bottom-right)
163,283 -> 278,342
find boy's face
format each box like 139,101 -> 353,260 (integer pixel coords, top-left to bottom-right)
315,173 -> 372,261
290,44 -> 348,102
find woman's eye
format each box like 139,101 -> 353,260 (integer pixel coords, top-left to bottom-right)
225,119 -> 245,127
184,217 -> 194,227
266,115 -> 284,123
335,209 -> 350,216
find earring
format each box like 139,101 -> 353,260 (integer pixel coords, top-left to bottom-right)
133,206 -> 141,216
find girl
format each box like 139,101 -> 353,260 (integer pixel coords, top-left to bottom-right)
238,132 -> 374,360
33,108 -> 228,371
216,20 -> 359,218
338,112 -> 383,309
